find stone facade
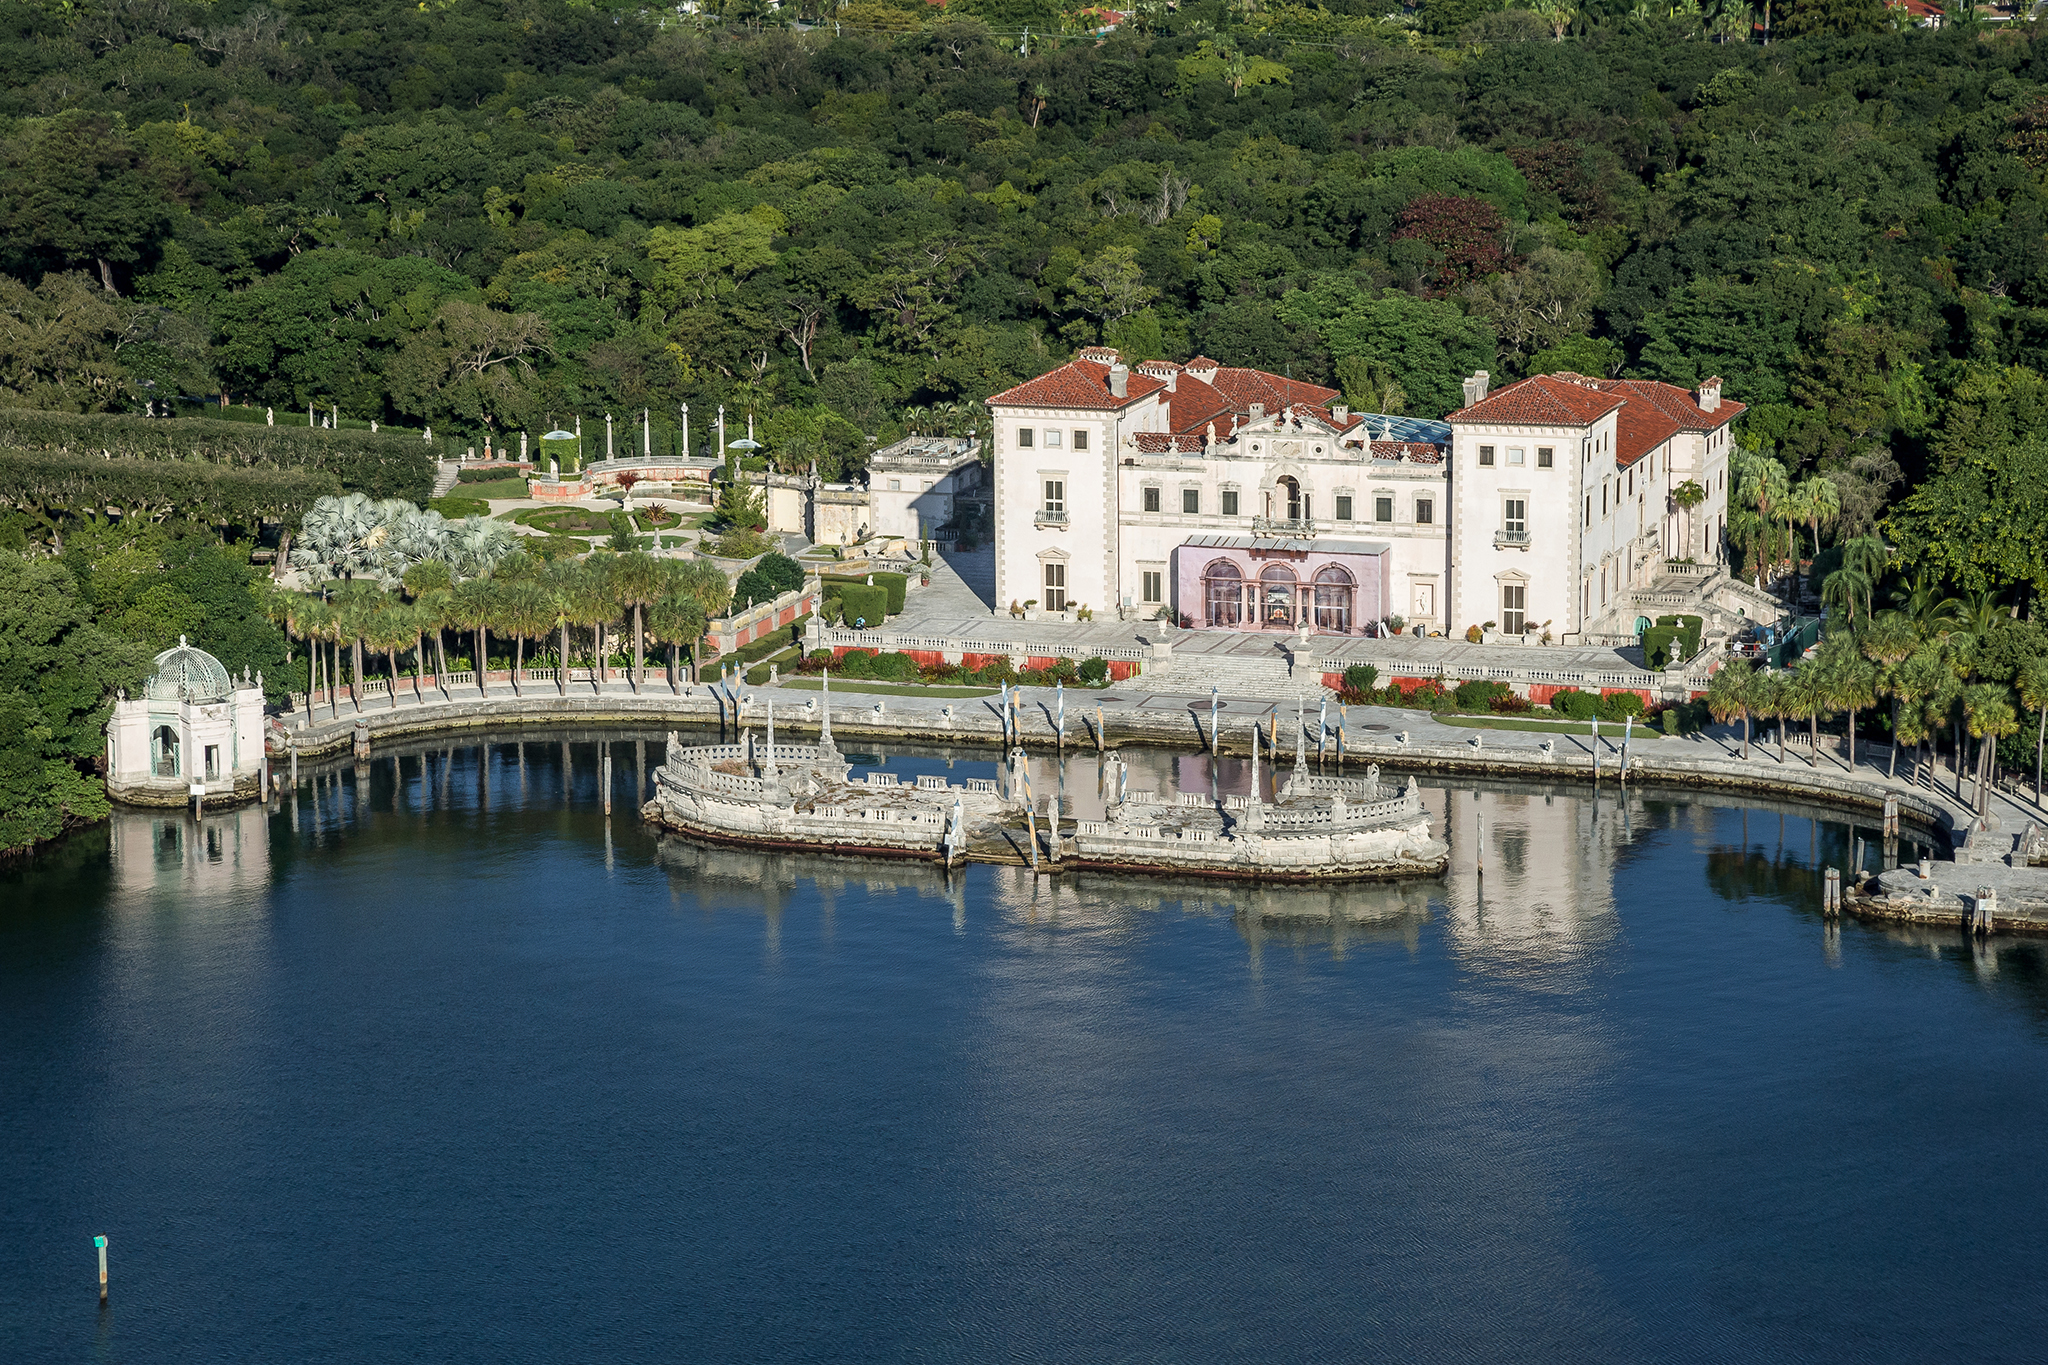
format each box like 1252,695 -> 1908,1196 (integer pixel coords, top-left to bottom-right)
106,639 -> 267,807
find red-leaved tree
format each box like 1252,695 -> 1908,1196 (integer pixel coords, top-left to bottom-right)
1392,194 -> 1512,297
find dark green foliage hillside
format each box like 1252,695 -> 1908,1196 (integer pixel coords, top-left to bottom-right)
0,0 -> 2043,508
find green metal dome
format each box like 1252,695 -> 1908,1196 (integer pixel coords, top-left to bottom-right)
143,636 -> 234,704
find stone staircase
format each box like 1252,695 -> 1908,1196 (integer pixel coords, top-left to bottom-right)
1139,644 -> 1318,698
431,461 -> 461,497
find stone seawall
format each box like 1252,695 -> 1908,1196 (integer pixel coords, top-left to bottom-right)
278,691 -> 1958,840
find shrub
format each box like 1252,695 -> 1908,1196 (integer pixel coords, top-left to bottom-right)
820,597 -> 844,626
1078,656 -> 1110,685
756,551 -> 806,595
456,467 -> 525,484
1406,680 -> 1450,710
870,651 -> 921,681
1551,687 -> 1599,720
973,658 -> 1018,684
836,648 -> 878,678
732,567 -> 777,610
525,535 -> 586,562
1489,692 -> 1532,714
1452,679 -> 1509,713
1662,707 -> 1681,736
1465,623 -> 1483,643
1341,664 -> 1379,699
835,583 -> 888,628
826,571 -> 905,615
1602,691 -> 1647,722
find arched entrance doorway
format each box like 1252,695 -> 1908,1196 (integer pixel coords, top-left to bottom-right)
1202,559 -> 1244,627
1259,563 -> 1297,628
1313,565 -> 1355,633
151,725 -> 180,778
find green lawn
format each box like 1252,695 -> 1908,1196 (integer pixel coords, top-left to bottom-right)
456,477 -> 530,500
776,679 -> 997,698
1433,714 -> 1667,737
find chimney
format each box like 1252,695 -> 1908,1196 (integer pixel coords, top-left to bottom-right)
1331,402 -> 1349,423
1165,370 -> 1176,393
1461,371 -> 1490,408
1248,402 -> 1265,423
1108,362 -> 1128,400
1697,376 -> 1722,413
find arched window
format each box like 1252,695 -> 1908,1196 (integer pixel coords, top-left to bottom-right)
1202,559 -> 1244,627
1276,475 -> 1302,522
1259,563 -> 1297,628
151,725 -> 180,779
1313,565 -> 1355,633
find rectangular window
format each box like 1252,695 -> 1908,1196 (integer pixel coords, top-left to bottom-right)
204,745 -> 221,780
1415,497 -> 1434,525
1478,445 -> 1496,467
1221,489 -> 1240,516
1072,430 -> 1089,451
1538,447 -> 1554,468
1018,428 -> 1034,448
1335,495 -> 1353,521
1043,562 -> 1067,611
1628,469 -> 1634,496
1584,495 -> 1591,528
1509,447 -> 1526,466
1502,584 -> 1526,635
1043,429 -> 1063,448
1043,479 -> 1065,513
1503,498 -> 1527,534
1374,495 -> 1394,523
1143,486 -> 1161,513
1142,570 -> 1163,604
1182,488 -> 1200,515
1602,483 -> 1608,516
888,479 -> 901,491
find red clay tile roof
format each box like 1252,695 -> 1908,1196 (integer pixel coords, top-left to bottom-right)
1613,400 -> 1682,470
988,358 -> 1164,410
1446,374 -> 1624,426
1211,369 -> 1341,415
1366,442 -> 1446,464
1165,383 -> 1236,437
1130,432 -> 1208,453
1593,378 -> 1746,431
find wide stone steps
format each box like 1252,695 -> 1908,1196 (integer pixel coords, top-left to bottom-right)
1140,648 -> 1313,698
431,461 -> 461,497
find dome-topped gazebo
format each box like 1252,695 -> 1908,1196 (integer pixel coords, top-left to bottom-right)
106,636 -> 267,808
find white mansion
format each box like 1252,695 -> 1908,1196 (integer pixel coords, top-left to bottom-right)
985,347 -> 1741,642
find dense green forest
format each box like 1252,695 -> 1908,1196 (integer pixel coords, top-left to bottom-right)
11,0 -> 2048,855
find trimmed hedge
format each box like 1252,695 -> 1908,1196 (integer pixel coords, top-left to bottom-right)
835,583 -> 888,628
0,447 -> 337,528
0,410 -> 434,501
823,571 -> 905,615
456,466 -> 528,484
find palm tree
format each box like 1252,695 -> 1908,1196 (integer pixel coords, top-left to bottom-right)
1672,479 -> 1707,561
365,602 -> 418,710
609,551 -> 664,694
2018,657 -> 2048,808
1753,669 -> 1790,763
646,593 -> 708,694
1962,683 -> 2017,817
1706,658 -> 1757,758
1892,570 -> 1963,637
567,561 -> 618,694
292,595 -> 332,714
543,563 -> 578,697
1743,452 -> 1789,584
1784,664 -> 1831,767
1838,535 -> 1888,622
1791,473 -> 1840,562
1829,651 -> 1878,769
1887,644 -> 1945,783
1860,616 -> 1918,775
415,586 -> 453,699
331,582 -> 383,713
448,578 -> 499,698
500,579 -> 554,697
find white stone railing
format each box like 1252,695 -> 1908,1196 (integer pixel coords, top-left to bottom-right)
825,627 -> 1147,663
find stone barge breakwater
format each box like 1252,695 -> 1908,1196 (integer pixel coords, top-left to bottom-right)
641,715 -> 1449,881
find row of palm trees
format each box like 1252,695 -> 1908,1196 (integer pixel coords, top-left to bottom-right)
1731,450 -> 1846,594
270,552 -> 733,716
1706,580 -> 2048,815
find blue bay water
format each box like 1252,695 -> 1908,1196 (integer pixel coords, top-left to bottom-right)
3,733 -> 2044,1363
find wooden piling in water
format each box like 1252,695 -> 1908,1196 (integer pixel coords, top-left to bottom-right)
95,1235 -> 107,1305
1823,866 -> 1841,915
